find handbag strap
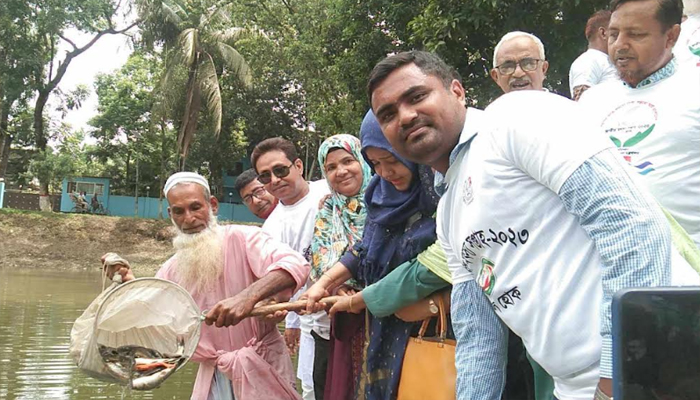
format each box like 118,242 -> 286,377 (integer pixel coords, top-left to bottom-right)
417,293 -> 448,341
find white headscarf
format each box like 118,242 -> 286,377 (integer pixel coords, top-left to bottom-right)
164,172 -> 210,197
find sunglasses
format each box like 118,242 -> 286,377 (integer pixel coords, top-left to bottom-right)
494,58 -> 543,75
257,163 -> 295,184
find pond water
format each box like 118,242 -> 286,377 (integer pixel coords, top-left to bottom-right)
0,269 -> 197,400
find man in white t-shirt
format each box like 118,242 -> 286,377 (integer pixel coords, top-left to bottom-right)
367,50 -> 693,400
252,137 -> 330,400
490,31 -> 549,93
569,10 -> 620,100
675,0 -> 700,66
580,0 -> 700,248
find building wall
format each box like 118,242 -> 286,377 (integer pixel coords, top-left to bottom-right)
1,191 -> 60,211
60,177 -> 111,212
101,196 -> 261,223
59,176 -> 261,223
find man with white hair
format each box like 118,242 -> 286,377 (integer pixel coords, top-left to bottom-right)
490,31 -> 549,93
675,0 -> 700,65
106,171 -> 310,400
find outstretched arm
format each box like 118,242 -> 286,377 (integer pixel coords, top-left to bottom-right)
205,269 -> 296,327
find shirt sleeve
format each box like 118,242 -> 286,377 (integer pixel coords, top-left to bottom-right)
243,226 -> 311,292
557,148 -> 671,378
451,280 -> 508,400
362,258 -> 450,317
569,54 -> 598,96
339,240 -> 363,279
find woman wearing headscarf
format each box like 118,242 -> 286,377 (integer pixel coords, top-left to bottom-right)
305,110 -> 448,400
308,134 -> 372,400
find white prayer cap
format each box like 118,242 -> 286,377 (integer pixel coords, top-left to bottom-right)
164,172 -> 210,197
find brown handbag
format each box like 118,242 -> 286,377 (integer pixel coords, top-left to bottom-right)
396,295 -> 456,400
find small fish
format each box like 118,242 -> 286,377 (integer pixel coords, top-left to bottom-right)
131,366 -> 178,390
97,338 -> 188,390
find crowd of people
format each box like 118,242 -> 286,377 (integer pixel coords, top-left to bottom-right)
96,0 -> 700,399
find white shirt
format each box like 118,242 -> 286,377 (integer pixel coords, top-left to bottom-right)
674,15 -> 700,67
580,63 -> 700,247
568,48 -> 619,97
438,93 -> 613,380
262,179 -> 330,385
263,179 -> 330,255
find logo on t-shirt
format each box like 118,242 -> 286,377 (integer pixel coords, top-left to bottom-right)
602,100 -> 658,174
477,257 -> 497,295
462,176 -> 474,205
688,26 -> 700,57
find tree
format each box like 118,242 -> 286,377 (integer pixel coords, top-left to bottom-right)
29,0 -> 138,210
136,0 -> 253,169
89,51 -> 176,216
24,126 -> 96,194
0,0 -> 46,179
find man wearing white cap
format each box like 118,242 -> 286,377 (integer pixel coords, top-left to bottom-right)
105,171 -> 310,400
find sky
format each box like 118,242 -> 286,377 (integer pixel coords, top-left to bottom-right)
51,27 -> 134,136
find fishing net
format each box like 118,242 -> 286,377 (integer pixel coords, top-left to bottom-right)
70,277 -> 202,390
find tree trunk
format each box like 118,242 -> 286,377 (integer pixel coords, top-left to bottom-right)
0,98 -> 10,179
177,58 -> 201,171
34,91 -> 53,211
158,120 -> 167,219
0,135 -> 11,180
210,145 -> 223,200
134,157 -> 139,216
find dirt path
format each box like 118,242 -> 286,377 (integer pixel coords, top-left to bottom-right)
0,209 -> 176,276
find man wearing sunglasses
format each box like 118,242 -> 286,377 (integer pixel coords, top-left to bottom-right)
252,137 -> 330,400
490,31 -> 549,93
235,168 -> 278,220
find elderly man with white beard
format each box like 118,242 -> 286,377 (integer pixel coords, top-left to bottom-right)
105,172 -> 310,400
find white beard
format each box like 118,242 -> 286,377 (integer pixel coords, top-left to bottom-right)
171,211 -> 224,293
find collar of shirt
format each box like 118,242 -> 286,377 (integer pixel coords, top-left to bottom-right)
623,57 -> 677,89
434,107 -> 483,196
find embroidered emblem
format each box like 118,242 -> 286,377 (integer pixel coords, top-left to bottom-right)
462,176 -> 473,205
477,257 -> 496,295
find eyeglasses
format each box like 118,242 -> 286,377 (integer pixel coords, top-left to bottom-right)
494,58 -> 543,75
257,163 -> 295,184
243,187 -> 267,204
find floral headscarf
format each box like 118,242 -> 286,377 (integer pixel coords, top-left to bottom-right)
309,134 -> 372,282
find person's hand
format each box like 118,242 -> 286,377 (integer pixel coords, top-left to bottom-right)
595,378 -> 613,399
101,253 -> 135,283
253,298 -> 288,324
284,327 -> 301,355
205,295 -> 256,327
303,281 -> 331,313
318,194 -> 332,209
335,285 -> 357,296
328,293 -> 365,317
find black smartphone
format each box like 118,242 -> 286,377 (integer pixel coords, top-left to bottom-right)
612,287 -> 700,400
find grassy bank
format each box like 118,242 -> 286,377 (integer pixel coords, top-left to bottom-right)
0,209 -> 175,275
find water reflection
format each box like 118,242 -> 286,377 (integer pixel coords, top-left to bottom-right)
0,269 -> 196,400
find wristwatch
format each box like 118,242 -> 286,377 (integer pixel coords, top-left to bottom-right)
428,297 -> 439,314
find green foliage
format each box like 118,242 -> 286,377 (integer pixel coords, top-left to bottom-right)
8,0 -> 616,194
25,148 -> 76,194
89,51 -> 177,195
137,0 -> 254,167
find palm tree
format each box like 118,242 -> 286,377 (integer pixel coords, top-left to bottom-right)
137,0 -> 252,169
